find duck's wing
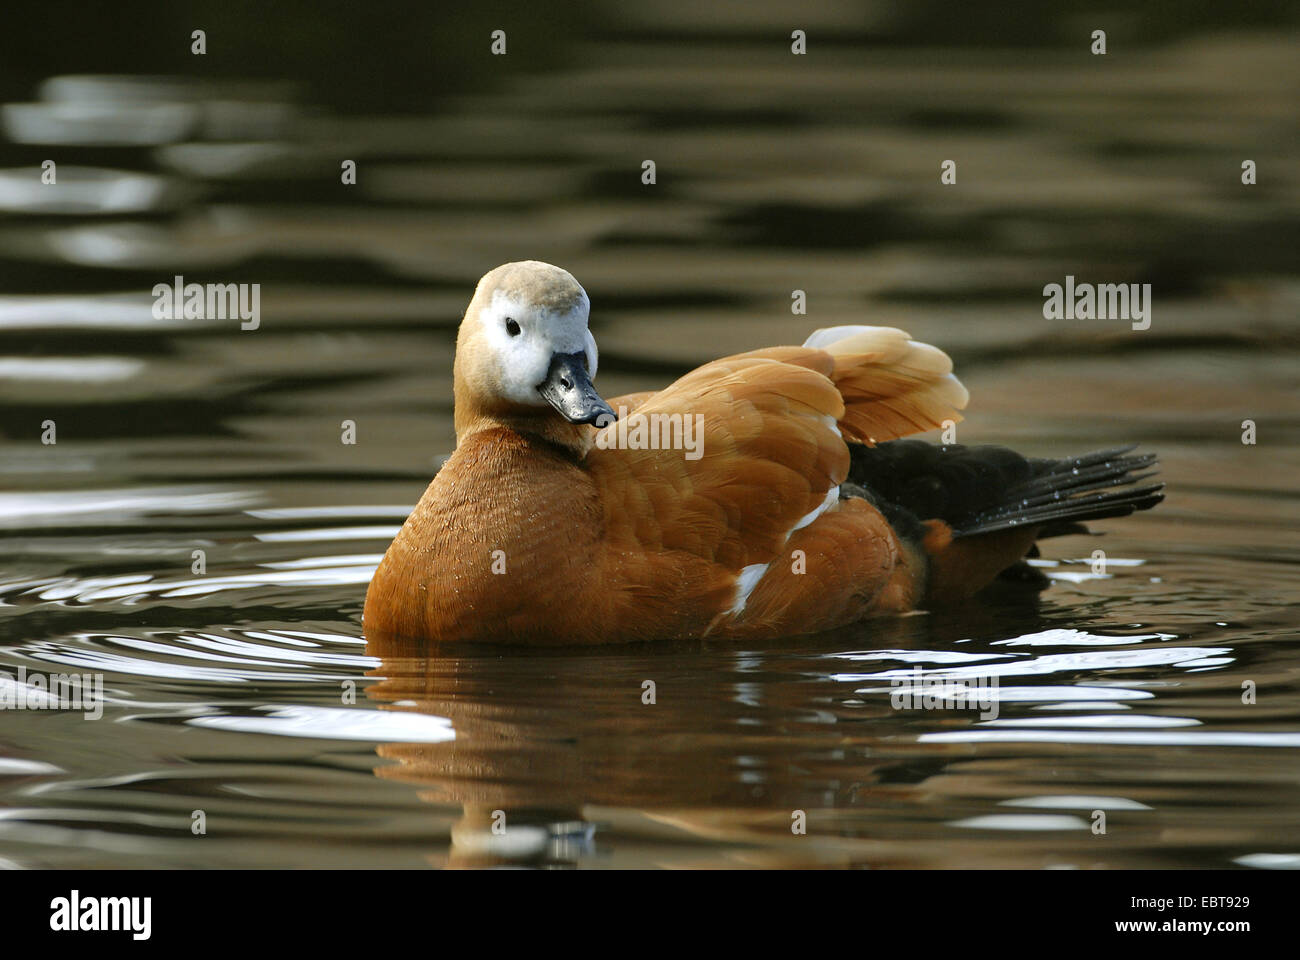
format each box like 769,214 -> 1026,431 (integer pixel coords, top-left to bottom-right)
582,329 -> 968,636
587,354 -> 851,576
601,326 -> 966,446
736,325 -> 970,445
601,390 -> 656,413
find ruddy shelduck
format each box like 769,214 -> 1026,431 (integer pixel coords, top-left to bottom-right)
364,261 -> 1163,645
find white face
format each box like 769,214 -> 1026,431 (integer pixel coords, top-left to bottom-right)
477,287 -> 599,406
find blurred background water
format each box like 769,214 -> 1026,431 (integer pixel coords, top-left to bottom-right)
0,1 -> 1297,868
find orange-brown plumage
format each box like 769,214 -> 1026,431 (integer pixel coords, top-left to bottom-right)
363,261 -> 1162,646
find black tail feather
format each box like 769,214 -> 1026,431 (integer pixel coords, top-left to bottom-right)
954,482 -> 1165,537
846,439 -> 1164,540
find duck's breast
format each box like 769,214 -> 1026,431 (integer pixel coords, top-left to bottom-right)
364,428 -> 605,643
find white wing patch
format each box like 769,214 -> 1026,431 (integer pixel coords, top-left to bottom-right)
728,481 -> 841,618
792,484 -> 839,533
727,562 -> 770,616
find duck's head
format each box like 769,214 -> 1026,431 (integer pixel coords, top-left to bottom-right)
453,261 -> 615,448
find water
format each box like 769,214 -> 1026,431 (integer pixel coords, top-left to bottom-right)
1,5 -> 1298,869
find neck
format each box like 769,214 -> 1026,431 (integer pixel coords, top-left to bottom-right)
454,406 -> 592,457
452,342 -> 596,454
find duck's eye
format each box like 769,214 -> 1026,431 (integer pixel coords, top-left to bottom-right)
505,318 -> 521,337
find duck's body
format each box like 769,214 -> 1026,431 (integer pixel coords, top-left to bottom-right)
363,261 -> 1162,645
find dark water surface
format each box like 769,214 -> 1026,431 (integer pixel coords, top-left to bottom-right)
0,7 -> 1298,867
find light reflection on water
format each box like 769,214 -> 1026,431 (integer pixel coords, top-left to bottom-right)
1,6 -> 1298,869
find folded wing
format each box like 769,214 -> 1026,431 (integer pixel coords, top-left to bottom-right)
584,327 -> 967,634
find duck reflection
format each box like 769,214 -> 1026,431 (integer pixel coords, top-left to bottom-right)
363,600 -> 1052,869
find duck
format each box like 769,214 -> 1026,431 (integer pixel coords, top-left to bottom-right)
363,260 -> 1163,645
